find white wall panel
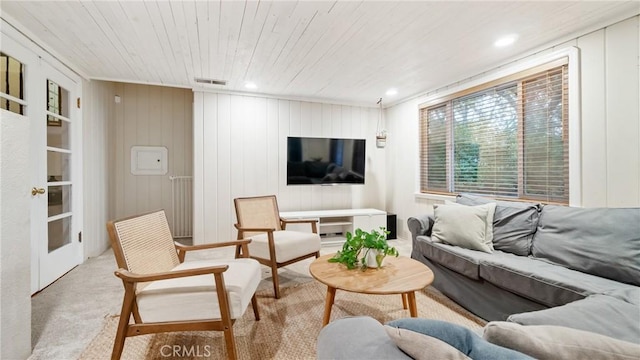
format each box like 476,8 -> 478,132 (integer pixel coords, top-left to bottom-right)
288,101 -> 302,210
83,80 -> 114,257
266,99 -> 279,197
193,91 -> 204,243
202,92 -> 217,242
193,93 -> 384,244
577,31 -> 608,207
277,99 -> 291,209
216,94 -> 232,241
229,95 -> 245,228
605,17 -> 640,207
386,16 -> 640,240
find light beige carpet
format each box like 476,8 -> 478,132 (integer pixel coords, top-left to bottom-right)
81,280 -> 485,360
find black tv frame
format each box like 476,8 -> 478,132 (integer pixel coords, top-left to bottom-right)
286,136 -> 366,186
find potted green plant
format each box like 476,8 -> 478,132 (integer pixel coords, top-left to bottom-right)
328,227 -> 398,270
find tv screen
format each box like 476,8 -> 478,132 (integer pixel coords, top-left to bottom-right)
287,137 -> 366,185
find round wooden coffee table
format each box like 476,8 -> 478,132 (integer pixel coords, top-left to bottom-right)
309,253 -> 434,326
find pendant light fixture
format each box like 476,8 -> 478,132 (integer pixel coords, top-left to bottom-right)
376,98 -> 387,148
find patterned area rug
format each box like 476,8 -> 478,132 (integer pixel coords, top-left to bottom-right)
80,280 -> 485,359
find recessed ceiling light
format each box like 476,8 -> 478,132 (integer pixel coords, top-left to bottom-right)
385,88 -> 398,96
244,82 -> 257,89
494,34 -> 518,48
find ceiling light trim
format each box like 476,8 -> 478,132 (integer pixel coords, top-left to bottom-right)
494,34 -> 518,47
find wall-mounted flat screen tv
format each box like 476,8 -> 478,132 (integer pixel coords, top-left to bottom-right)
287,137 -> 366,185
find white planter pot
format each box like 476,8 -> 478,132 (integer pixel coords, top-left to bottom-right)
363,248 -> 386,268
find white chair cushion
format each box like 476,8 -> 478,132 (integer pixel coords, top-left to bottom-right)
136,258 -> 261,323
248,230 -> 321,263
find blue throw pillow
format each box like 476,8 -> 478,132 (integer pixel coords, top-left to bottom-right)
386,318 -> 532,360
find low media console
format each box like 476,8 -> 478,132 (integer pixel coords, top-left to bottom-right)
279,208 -> 387,246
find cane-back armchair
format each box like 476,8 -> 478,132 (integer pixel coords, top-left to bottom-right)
107,210 -> 261,360
234,195 -> 321,298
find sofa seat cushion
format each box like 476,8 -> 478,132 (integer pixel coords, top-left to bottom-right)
248,230 -> 321,263
603,287 -> 640,305
507,294 -> 640,344
479,255 -> 636,308
531,205 -> 640,286
136,258 -> 261,322
456,193 -> 540,256
420,239 -> 519,280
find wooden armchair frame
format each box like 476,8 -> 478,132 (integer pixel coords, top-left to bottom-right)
107,212 -> 260,360
234,195 -> 321,298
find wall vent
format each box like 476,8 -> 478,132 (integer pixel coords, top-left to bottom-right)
194,78 -> 227,86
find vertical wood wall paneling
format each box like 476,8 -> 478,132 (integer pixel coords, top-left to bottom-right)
350,107 -> 363,207
113,83 -> 193,233
605,17 -> 640,207
320,103 -> 332,209
243,97 -> 259,198
310,102 -> 323,210
193,92 -> 384,243
289,101 -> 302,210
122,84 -> 137,219
83,79 -> 114,257
217,94 -> 232,241
277,99 -> 291,210
577,30 -> 608,207
147,86 -> 163,212
229,95 -> 245,236
114,83 -> 125,218
135,85 -> 150,214
202,92 -> 217,242
160,87 -> 175,233
193,91 -> 205,243
254,97 -> 269,197
266,99 -> 279,197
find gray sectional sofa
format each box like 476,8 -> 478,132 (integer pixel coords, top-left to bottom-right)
408,193 -> 640,343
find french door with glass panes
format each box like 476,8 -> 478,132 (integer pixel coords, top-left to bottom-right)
31,61 -> 82,292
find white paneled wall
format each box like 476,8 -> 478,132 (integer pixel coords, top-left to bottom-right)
386,16 -> 640,240
193,93 -> 384,244
110,83 -> 193,232
82,80 -> 114,257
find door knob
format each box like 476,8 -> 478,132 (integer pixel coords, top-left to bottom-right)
31,187 -> 46,196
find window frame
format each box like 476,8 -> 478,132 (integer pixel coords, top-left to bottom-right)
415,47 -> 581,206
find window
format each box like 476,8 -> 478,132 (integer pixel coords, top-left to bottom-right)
47,79 -> 62,126
0,52 -> 26,115
420,60 -> 568,203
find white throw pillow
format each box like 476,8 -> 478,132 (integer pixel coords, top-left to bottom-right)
431,202 -> 497,253
445,200 -> 496,245
483,321 -> 640,360
384,325 -> 471,360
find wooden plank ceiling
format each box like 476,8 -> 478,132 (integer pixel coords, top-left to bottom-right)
1,1 -> 638,105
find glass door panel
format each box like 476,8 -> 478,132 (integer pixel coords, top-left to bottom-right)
47,184 -> 71,217
46,149 -> 71,181
45,79 -> 73,254
48,216 -> 72,252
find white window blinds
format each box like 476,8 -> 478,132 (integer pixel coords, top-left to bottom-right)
419,62 -> 569,203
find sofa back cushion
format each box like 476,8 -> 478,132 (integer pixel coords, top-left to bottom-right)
531,205 -> 640,286
456,194 -> 541,256
484,321 -> 640,360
